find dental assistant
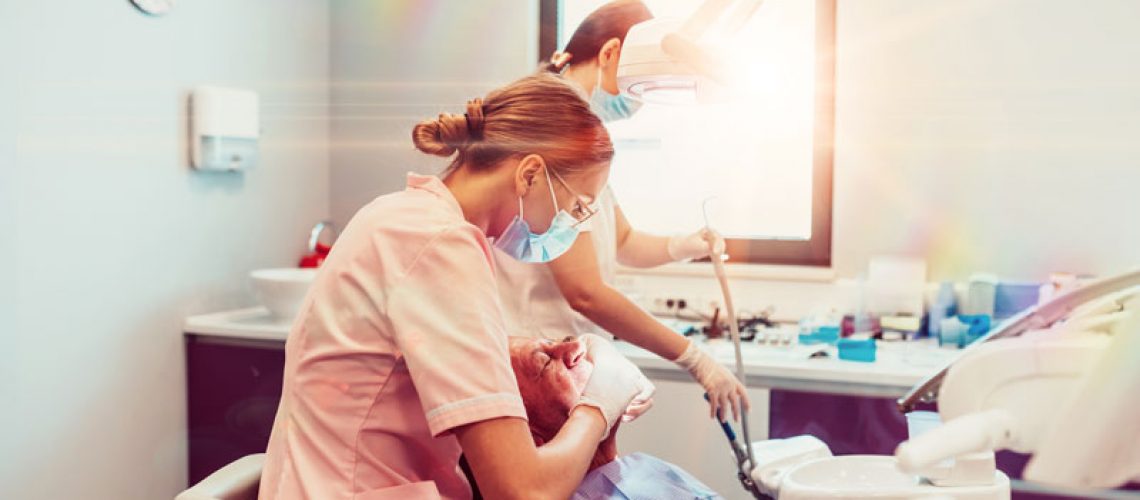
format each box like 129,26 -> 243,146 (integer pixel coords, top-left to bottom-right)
259,74 -> 650,500
495,0 -> 750,421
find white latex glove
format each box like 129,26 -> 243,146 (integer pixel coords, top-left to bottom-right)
576,334 -> 655,439
622,377 -> 656,423
673,339 -> 750,421
667,228 -> 726,262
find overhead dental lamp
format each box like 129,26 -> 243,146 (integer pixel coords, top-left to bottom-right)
616,0 -> 765,104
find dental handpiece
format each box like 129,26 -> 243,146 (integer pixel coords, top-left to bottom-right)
706,393 -> 749,465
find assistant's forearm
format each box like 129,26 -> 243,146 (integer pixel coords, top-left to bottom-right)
571,285 -> 689,361
615,230 -> 673,268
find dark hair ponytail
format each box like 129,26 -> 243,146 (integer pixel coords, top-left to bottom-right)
549,0 -> 653,71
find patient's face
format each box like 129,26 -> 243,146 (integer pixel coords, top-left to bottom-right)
509,336 -> 619,470
509,336 -> 593,431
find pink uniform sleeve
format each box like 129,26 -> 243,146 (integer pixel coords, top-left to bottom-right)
387,225 -> 527,437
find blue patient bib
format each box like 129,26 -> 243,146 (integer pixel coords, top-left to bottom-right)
572,452 -> 722,500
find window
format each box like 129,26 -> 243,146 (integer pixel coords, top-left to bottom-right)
540,0 -> 835,266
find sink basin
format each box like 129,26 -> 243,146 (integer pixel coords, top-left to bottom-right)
250,268 -> 317,319
779,456 -> 1009,500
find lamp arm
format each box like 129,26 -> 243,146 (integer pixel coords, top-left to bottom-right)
679,0 -> 765,40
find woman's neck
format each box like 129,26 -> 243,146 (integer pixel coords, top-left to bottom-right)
563,61 -> 599,96
441,166 -> 506,236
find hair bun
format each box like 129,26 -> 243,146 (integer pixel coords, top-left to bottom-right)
464,99 -> 485,140
411,99 -> 486,157
411,113 -> 467,157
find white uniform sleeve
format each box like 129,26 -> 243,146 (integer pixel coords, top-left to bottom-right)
387,225 -> 527,437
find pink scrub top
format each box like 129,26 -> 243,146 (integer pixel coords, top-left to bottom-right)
259,173 -> 527,500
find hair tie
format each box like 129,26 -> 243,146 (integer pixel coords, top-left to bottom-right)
464,98 -> 485,141
550,51 -> 573,72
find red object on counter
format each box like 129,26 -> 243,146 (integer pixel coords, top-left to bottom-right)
298,243 -> 331,268
298,222 -> 337,268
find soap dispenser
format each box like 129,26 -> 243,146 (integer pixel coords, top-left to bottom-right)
189,86 -> 259,171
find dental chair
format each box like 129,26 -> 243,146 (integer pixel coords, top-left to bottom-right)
175,454 -> 264,500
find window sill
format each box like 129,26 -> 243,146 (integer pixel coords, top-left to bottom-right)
617,261 -> 836,283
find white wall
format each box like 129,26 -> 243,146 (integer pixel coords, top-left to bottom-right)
0,1 -> 328,498
833,0 -> 1140,281
329,0 -> 540,226
327,0 -> 1140,285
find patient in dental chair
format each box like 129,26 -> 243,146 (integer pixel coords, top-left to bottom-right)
503,335 -> 722,500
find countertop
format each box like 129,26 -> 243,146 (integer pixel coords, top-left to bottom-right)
184,307 -> 960,397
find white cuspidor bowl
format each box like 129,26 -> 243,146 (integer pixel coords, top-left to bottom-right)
250,268 -> 318,319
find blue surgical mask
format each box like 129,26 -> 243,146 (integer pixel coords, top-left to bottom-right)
589,66 -> 642,122
494,168 -> 581,263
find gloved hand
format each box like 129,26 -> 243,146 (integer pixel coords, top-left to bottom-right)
622,378 -> 656,423
576,334 -> 655,439
667,228 -> 726,262
673,339 -> 750,421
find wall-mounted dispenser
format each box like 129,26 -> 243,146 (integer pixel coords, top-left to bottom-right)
190,86 -> 259,171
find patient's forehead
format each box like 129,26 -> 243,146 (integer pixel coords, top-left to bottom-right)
509,336 -> 552,351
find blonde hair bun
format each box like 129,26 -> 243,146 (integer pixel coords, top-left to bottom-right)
412,99 -> 485,157
410,73 -> 613,176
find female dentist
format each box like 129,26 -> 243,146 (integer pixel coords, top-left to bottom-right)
496,0 -> 750,422
259,73 -> 650,500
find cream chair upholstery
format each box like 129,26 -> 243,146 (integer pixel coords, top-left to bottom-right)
176,454 -> 265,500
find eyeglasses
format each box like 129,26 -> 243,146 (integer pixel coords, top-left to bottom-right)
548,169 -> 599,227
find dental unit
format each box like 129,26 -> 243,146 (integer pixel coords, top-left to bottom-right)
708,268 -> 1140,499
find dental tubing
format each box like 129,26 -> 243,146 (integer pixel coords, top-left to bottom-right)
705,222 -> 758,471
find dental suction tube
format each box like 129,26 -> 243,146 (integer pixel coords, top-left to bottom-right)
703,198 -> 757,474
711,251 -> 755,467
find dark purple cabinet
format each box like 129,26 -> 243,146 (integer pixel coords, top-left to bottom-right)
185,334 -> 285,485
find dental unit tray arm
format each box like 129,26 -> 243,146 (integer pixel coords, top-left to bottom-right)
898,268 -> 1140,413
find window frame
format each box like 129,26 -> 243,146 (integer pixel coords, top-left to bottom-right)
539,0 -> 835,267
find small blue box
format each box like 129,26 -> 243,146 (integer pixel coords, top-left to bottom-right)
799,325 -> 841,346
838,338 -> 876,362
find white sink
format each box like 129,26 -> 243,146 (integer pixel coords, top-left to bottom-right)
779,456 -> 1009,500
250,268 -> 317,320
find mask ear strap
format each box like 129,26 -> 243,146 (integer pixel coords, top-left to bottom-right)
543,167 -> 559,209
517,196 -> 524,218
